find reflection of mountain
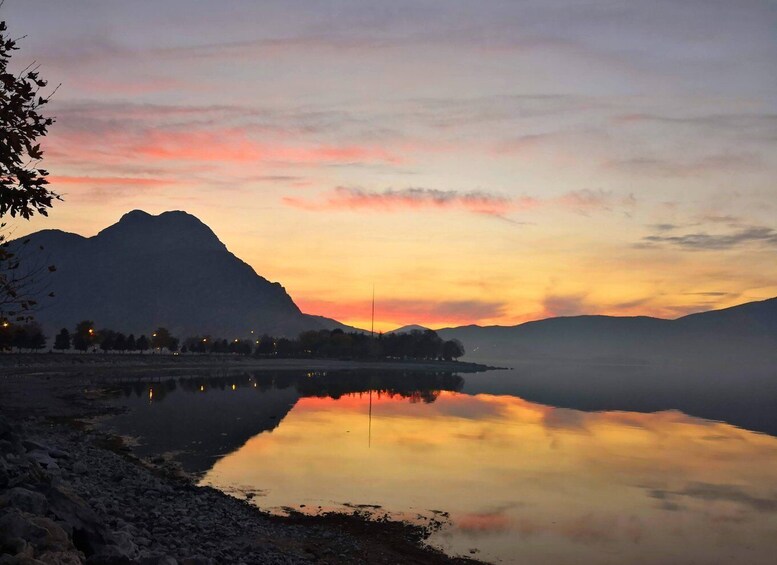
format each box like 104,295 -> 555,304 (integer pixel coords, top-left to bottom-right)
440,297 -> 777,366
107,374 -> 300,475
105,370 -> 464,475
463,362 -> 777,437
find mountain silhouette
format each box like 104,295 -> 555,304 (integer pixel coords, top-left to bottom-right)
439,297 -> 777,366
386,324 -> 431,334
18,210 -> 351,338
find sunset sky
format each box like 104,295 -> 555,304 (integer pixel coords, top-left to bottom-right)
6,1 -> 777,331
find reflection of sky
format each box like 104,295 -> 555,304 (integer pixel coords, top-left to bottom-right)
6,1 -> 777,330
202,391 -> 777,564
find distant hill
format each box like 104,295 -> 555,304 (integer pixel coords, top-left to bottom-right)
385,324 -> 431,334
438,297 -> 777,366
13,210 -> 352,338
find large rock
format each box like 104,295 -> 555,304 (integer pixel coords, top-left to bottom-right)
0,488 -> 48,515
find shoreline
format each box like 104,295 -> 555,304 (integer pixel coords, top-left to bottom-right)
0,353 -> 501,377
0,370 -> 485,564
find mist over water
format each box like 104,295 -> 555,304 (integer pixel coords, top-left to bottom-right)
104,364 -> 777,564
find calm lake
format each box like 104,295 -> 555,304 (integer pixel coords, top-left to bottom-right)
103,364 -> 777,564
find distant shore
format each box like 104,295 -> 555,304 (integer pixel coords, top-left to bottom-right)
0,352 -> 500,377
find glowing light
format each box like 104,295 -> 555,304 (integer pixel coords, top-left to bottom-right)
148,388 -> 153,401
232,384 -> 236,390
200,385 -> 205,392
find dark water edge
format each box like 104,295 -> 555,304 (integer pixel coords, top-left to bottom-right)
461,358 -> 777,437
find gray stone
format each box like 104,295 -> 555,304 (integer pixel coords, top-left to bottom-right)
0,509 -> 49,548
71,461 -> 88,475
0,487 -> 49,515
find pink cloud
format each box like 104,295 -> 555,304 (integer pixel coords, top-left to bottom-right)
284,186 -> 521,217
50,175 -> 182,187
284,187 -> 633,219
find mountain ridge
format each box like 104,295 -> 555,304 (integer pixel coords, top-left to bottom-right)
12,210 -> 352,338
437,297 -> 777,365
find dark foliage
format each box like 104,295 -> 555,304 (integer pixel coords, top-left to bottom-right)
72,320 -> 95,351
2,321 -> 45,351
265,328 -> 464,361
0,18 -> 59,219
53,327 -> 70,351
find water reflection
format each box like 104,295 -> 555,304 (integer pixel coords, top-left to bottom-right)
103,369 -> 777,564
106,370 -> 463,474
201,390 -> 777,565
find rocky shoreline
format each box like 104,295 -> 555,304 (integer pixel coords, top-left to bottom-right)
0,372 -> 482,564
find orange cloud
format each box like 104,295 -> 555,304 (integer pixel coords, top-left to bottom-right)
296,296 -> 507,327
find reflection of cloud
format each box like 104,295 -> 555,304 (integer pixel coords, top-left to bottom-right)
457,510 -> 511,534
651,483 -> 777,513
513,512 -> 643,545
542,408 -> 589,431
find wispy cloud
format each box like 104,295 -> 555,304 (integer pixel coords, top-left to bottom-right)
639,225 -> 777,251
284,187 -> 634,221
283,186 -> 521,217
605,153 -> 763,177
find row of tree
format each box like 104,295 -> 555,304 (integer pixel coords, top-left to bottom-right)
268,329 -> 465,361
48,321 -> 180,353
1,321 -> 465,361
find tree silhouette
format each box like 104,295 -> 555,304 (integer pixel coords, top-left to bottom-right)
126,333 -> 136,352
442,339 -> 465,361
136,334 -> 149,353
11,324 -> 26,351
73,320 -> 95,352
0,18 -> 60,219
150,327 -> 173,351
28,326 -> 45,350
99,329 -> 116,352
113,332 -> 126,353
0,15 -> 59,327
9,322 -> 44,351
53,328 -> 70,351
256,334 -> 275,356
